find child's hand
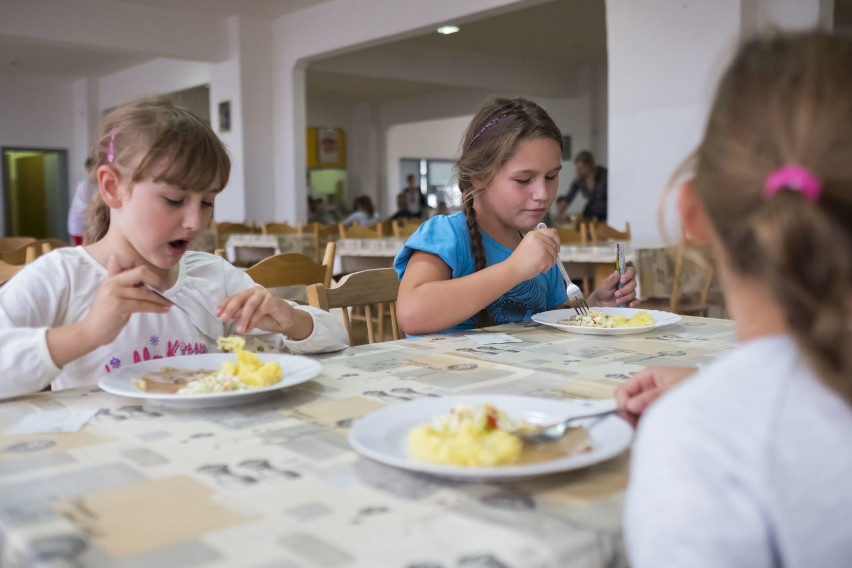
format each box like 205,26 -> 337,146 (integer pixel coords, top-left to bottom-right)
615,366 -> 697,427
508,228 -> 560,280
587,265 -> 640,307
217,287 -> 314,339
84,255 -> 172,346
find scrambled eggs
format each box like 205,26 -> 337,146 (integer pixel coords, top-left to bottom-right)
559,310 -> 654,328
176,336 -> 283,394
408,403 -> 524,467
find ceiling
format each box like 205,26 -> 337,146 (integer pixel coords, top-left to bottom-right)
0,0 -> 606,103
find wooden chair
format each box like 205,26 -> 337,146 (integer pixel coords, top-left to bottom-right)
0,241 -> 43,265
261,222 -> 300,235
642,238 -> 719,317
307,267 -> 401,345
338,222 -> 382,240
213,221 -> 254,250
0,237 -> 36,253
554,223 -> 588,245
305,222 -> 340,264
36,238 -> 70,255
392,219 -> 422,239
245,241 -> 336,289
588,221 -> 631,243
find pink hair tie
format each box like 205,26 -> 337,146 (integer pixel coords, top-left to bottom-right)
763,164 -> 821,203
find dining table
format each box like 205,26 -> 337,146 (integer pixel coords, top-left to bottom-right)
0,314 -> 738,568
224,233 -> 317,267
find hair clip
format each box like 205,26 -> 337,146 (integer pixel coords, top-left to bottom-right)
763,164 -> 821,202
107,127 -> 116,163
466,114 -> 508,150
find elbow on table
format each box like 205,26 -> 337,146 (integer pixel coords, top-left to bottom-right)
396,303 -> 437,337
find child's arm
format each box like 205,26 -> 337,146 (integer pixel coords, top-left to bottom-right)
587,266 -> 640,308
615,366 -> 697,427
217,287 -> 349,352
397,229 -> 560,335
46,255 -> 171,367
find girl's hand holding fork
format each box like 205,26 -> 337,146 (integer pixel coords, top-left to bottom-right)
587,265 -> 640,307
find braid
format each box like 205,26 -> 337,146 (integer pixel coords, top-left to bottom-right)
462,195 -> 491,327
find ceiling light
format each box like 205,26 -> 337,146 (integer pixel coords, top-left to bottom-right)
437,25 -> 459,35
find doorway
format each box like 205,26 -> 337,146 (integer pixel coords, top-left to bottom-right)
1,147 -> 69,239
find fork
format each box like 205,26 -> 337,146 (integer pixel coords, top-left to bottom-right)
142,283 -> 189,316
536,223 -> 590,315
515,409 -> 619,444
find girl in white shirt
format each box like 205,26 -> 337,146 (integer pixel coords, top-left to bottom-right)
0,96 -> 348,399
617,32 -> 852,567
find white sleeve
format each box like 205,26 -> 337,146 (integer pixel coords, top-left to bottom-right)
280,303 -> 349,354
0,263 -> 65,399
624,401 -> 774,568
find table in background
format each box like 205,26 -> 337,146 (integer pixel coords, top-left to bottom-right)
0,316 -> 738,568
224,233 -> 316,267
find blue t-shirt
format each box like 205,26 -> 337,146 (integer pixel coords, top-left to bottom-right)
394,211 -> 567,334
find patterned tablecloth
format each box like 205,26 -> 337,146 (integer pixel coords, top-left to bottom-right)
0,316 -> 738,568
225,234 -> 316,267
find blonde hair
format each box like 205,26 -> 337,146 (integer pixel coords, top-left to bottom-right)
85,96 -> 230,243
457,97 -> 562,326
693,32 -> 852,402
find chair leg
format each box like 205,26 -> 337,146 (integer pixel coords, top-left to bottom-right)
364,305 -> 376,344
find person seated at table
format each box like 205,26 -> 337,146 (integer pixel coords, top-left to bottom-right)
394,97 -> 638,336
0,97 -> 349,400
341,195 -> 379,227
615,32 -> 852,567
390,193 -> 417,220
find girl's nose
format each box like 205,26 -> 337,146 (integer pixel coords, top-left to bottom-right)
183,205 -> 204,230
531,178 -> 549,200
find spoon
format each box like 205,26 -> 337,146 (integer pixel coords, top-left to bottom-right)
514,409 -> 619,444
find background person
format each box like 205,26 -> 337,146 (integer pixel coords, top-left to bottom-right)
67,157 -> 97,244
558,150 -> 608,222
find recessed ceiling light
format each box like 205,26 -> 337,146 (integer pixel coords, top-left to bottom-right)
437,25 -> 459,35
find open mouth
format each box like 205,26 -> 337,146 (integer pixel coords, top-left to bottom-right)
167,239 -> 189,254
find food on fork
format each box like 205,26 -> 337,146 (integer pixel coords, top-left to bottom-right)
135,336 -> 283,395
408,403 -> 525,466
559,310 -> 653,328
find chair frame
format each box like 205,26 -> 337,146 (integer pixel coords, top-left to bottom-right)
245,241 -> 336,289
306,267 -> 400,344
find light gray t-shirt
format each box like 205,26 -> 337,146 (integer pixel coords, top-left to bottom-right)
626,335 -> 852,567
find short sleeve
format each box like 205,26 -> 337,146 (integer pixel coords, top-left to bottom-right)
394,213 -> 473,280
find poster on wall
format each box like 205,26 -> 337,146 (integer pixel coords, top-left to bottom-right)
318,128 -> 340,164
307,127 -> 346,169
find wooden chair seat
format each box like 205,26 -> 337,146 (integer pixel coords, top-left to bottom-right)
306,267 -> 400,344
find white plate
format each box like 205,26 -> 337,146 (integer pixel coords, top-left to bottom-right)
532,307 -> 681,336
98,353 -> 321,408
348,395 -> 632,482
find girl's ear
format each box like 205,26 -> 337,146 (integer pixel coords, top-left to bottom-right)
678,180 -> 714,245
97,165 -> 123,208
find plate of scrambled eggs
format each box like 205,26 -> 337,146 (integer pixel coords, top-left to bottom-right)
532,307 -> 681,336
98,350 -> 322,408
348,395 -> 632,481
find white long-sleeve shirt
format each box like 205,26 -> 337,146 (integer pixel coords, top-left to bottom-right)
0,248 -> 349,399
625,335 -> 852,568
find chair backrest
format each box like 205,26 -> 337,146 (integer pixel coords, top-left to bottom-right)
668,239 -> 716,315
0,241 -> 42,265
555,224 -> 588,245
245,241 -> 336,288
306,267 -> 401,344
392,219 -> 422,239
213,221 -> 254,249
37,238 -> 70,255
305,222 -> 339,263
589,221 -> 631,243
261,222 -> 300,235
338,222 -> 382,240
0,237 -> 37,253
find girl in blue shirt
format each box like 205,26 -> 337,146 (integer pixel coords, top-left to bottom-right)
395,97 -> 638,335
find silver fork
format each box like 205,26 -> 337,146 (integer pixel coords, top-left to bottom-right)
537,223 -> 590,315
515,409 -> 618,444
142,283 -> 189,316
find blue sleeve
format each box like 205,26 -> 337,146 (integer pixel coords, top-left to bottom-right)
394,213 -> 473,280
546,264 -> 569,309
